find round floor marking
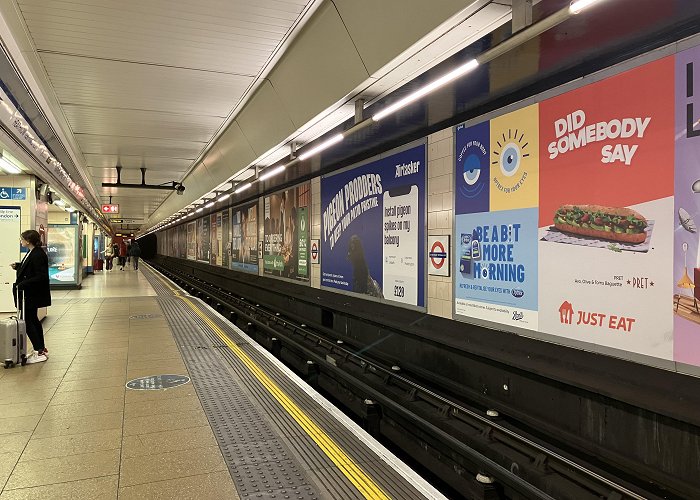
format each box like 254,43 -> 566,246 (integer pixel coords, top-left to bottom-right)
126,374 -> 190,390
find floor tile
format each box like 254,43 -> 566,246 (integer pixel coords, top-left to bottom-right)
124,385 -> 197,403
0,475 -> 118,500
20,429 -> 122,461
124,395 -> 203,418
56,376 -> 125,393
43,399 -> 125,419
118,470 -> 237,500
61,368 -> 126,381
123,409 -> 208,436
119,446 -> 227,487
121,425 -> 218,458
47,386 -> 125,405
4,449 -> 120,489
0,402 -> 48,419
33,412 -> 123,438
0,415 -> 41,435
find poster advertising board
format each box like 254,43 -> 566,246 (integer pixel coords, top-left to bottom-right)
0,207 -> 20,310
320,144 -> 426,306
454,107 -> 539,329
168,227 -> 177,257
674,46 -> 700,366
197,216 -> 210,263
186,222 -> 196,260
263,183 -> 310,281
454,50 -> 685,364
221,209 -> 230,268
231,202 -> 258,273
538,56 -> 674,360
178,224 -> 187,259
210,213 -> 220,266
47,224 -> 79,285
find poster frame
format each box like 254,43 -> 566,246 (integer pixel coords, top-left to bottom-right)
318,139 -> 428,312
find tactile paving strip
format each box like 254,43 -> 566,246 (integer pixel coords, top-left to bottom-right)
147,266 -> 430,500
158,296 -> 320,500
140,265 -> 176,295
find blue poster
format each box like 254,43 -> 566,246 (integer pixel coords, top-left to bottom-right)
454,208 -> 538,329
321,144 -> 426,307
455,121 -> 490,215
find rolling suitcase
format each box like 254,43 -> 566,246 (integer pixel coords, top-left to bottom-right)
1,291 -> 27,368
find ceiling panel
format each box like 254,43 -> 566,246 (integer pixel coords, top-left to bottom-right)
41,53 -> 254,115
84,155 -> 192,170
75,135 -> 205,159
62,106 -> 223,142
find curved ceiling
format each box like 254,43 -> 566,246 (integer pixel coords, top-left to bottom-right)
0,0 -> 512,233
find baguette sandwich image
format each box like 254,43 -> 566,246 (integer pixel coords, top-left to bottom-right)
553,204 -> 648,244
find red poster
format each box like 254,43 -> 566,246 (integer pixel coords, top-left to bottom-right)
538,56 -> 675,361
539,56 -> 675,228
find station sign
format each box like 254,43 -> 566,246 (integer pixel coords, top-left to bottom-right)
310,239 -> 320,264
101,204 -> 119,213
428,235 -> 450,277
0,187 -> 26,200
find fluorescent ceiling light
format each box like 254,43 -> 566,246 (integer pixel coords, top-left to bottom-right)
234,182 -> 252,194
258,165 -> 285,182
218,193 -> 231,202
373,59 -> 479,121
0,154 -> 22,174
298,134 -> 344,161
54,199 -> 66,207
569,0 -> 604,14
205,201 -> 215,208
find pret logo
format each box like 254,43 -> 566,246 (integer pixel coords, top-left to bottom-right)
558,300 -> 636,332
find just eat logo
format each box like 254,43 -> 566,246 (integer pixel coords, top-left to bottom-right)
559,301 -> 636,332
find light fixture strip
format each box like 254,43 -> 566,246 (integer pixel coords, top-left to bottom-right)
234,182 -> 252,194
372,59 -> 479,122
258,165 -> 285,182
298,134 -> 344,161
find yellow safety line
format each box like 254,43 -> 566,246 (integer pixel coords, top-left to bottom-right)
180,295 -> 391,500
145,264 -> 181,295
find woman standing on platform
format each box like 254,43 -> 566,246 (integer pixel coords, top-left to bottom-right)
10,230 -> 51,363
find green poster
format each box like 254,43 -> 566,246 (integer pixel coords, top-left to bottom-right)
297,207 -> 308,277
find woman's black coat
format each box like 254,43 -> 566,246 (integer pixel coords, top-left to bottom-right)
14,247 -> 52,308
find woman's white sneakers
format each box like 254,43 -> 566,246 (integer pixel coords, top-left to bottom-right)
25,350 -> 47,364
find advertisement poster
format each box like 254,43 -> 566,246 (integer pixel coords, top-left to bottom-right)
47,224 -> 78,285
178,224 -> 187,259
321,145 -> 426,307
209,213 -> 219,266
221,209 -> 230,268
454,107 -> 539,329
674,46 -> 700,366
232,202 -> 258,273
538,57 -> 674,359
264,183 -> 310,281
197,216 -> 210,263
186,221 -> 196,260
169,227 -> 178,257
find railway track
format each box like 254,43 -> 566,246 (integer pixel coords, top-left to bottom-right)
149,261 -> 664,500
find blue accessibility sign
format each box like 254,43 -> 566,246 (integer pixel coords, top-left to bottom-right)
0,187 -> 26,200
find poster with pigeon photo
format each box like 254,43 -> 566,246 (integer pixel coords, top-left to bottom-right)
320,143 -> 426,308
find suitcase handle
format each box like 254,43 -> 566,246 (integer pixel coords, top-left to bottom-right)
14,288 -> 24,320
